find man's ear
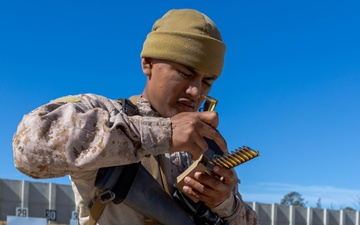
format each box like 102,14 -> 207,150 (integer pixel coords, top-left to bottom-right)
141,58 -> 153,77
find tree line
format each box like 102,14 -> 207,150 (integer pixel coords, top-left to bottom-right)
280,191 -> 360,211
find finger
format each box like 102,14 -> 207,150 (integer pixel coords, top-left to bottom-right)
193,171 -> 227,192
201,126 -> 228,153
212,166 -> 237,186
183,176 -> 224,207
189,141 -> 207,160
183,176 -> 215,199
180,130 -> 209,159
198,111 -> 219,128
183,186 -> 219,207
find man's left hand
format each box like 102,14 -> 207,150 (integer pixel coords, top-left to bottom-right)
182,166 -> 237,208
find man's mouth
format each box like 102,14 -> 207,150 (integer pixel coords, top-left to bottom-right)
177,100 -> 196,111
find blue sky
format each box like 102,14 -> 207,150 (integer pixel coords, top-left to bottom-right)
1,0 -> 359,210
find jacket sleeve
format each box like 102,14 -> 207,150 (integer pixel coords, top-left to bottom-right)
210,178 -> 258,225
12,94 -> 172,179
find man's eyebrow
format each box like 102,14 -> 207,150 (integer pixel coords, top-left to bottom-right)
184,65 -> 217,81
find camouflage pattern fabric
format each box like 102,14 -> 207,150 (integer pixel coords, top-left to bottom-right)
13,93 -> 258,225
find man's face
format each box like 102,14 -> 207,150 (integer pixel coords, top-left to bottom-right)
142,59 -> 217,118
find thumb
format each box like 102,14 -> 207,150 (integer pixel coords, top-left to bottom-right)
198,111 -> 219,128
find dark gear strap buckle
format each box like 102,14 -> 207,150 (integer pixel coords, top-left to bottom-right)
120,98 -> 139,116
99,190 -> 116,204
94,162 -> 141,205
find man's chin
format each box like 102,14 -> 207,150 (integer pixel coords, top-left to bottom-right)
176,107 -> 197,114
161,109 -> 190,118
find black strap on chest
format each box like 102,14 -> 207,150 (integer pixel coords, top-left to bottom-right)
93,162 -> 141,205
88,97 -> 141,225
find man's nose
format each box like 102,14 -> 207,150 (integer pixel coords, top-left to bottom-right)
186,81 -> 201,98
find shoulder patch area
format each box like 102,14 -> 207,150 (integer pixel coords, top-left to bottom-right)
50,95 -> 80,103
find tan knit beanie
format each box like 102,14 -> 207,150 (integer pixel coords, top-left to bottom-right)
141,9 -> 226,77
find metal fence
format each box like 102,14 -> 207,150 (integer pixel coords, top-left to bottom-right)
251,202 -> 360,225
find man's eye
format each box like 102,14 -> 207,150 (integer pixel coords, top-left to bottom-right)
202,80 -> 212,87
179,71 -> 191,78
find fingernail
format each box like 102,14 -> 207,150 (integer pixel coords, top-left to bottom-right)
194,172 -> 202,178
183,186 -> 190,192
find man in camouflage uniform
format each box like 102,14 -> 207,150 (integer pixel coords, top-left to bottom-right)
13,9 -> 258,225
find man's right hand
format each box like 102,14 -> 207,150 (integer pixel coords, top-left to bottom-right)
169,111 -> 228,159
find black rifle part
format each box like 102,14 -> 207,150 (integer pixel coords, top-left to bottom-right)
173,189 -> 229,225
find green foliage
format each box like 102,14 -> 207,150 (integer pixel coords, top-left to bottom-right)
316,198 -> 322,209
280,191 -> 307,207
